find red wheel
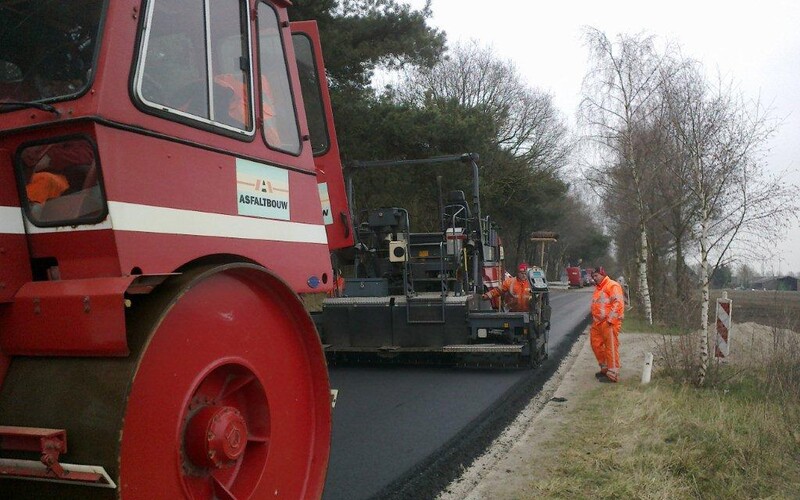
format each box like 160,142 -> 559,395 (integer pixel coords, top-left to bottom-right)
119,264 -> 330,499
0,264 -> 328,499
179,362 -> 269,498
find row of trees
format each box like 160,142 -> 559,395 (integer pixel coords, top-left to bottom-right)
288,1 -> 608,274
579,28 -> 798,384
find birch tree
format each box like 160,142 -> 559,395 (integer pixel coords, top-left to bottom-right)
663,62 -> 798,385
579,28 -> 673,324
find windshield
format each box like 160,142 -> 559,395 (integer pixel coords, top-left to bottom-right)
0,0 -> 103,105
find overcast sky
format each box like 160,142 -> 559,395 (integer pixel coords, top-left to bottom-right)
405,0 -> 800,275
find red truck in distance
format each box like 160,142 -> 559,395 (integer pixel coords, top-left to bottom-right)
566,266 -> 582,288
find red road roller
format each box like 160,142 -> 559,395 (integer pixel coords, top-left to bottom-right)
0,1 -> 351,497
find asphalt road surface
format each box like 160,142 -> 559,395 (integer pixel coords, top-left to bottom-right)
323,289 -> 592,499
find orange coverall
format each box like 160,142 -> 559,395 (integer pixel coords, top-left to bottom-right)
485,275 -> 531,312
590,275 -> 625,381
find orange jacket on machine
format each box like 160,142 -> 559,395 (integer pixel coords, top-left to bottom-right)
26,172 -> 69,204
213,74 -> 280,143
22,140 -> 96,205
483,264 -> 531,312
590,270 -> 625,382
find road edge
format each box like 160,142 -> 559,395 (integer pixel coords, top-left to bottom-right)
375,312 -> 591,500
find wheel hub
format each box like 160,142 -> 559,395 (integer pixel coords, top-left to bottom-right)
185,405 -> 248,469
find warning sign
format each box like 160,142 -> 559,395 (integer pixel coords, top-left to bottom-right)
715,295 -> 732,358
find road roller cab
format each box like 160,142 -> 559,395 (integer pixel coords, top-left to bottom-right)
0,0 -> 349,497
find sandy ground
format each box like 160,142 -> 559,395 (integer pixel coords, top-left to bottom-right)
437,322 -> 795,499
436,330 -> 668,499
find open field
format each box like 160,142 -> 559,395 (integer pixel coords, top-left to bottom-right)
710,289 -> 800,328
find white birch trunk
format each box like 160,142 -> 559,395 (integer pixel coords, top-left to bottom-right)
697,213 -> 710,386
638,223 -> 653,325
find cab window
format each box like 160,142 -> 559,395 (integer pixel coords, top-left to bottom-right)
257,3 -> 301,155
293,33 -> 330,156
135,0 -> 253,133
0,0 -> 103,105
16,138 -> 106,227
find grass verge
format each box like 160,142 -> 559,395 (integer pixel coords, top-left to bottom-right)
525,371 -> 800,499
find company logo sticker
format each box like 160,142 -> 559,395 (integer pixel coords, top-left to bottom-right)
236,158 -> 290,220
318,182 -> 332,224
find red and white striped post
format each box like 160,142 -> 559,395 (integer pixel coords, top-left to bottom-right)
715,291 -> 732,359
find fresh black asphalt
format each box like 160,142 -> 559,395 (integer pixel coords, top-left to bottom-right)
323,290 -> 592,499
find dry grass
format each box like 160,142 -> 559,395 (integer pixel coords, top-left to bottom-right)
521,291 -> 800,499
524,377 -> 800,499
640,289 -> 800,387
437,290 -> 800,499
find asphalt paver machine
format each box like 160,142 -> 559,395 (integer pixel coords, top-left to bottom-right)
319,154 -> 552,367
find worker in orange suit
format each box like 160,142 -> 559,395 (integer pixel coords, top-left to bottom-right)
482,263 -> 531,312
590,267 -> 625,383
